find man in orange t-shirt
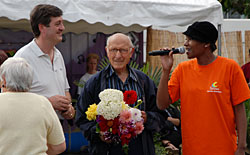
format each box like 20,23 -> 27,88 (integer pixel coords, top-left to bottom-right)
156,21 -> 250,155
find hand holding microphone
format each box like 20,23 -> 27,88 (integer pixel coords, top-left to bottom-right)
150,47 -> 185,73
149,47 -> 185,56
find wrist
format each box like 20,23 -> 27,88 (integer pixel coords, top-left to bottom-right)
237,144 -> 247,150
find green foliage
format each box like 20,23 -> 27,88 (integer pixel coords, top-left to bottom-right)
154,132 -> 168,155
129,60 -> 140,70
219,0 -> 250,17
73,79 -> 83,88
140,62 -> 162,87
98,57 -> 110,71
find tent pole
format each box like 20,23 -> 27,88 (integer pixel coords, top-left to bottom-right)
218,24 -> 222,56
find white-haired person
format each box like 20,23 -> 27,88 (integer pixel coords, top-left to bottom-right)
0,57 -> 66,155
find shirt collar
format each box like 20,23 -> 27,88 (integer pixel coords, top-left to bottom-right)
106,64 -> 138,82
31,38 -> 60,60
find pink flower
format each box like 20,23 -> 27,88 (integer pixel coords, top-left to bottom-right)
135,121 -> 144,134
119,110 -> 132,123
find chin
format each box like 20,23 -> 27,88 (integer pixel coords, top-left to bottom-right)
112,65 -> 125,70
56,38 -> 62,43
186,53 -> 193,59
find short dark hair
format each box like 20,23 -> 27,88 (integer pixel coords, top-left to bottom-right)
30,4 -> 63,37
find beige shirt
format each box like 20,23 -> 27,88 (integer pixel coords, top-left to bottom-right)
0,92 -> 65,155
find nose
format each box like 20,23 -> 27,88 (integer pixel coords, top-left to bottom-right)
60,23 -> 65,31
184,40 -> 188,47
114,51 -> 123,57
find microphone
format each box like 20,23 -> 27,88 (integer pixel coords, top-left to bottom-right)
148,47 -> 185,56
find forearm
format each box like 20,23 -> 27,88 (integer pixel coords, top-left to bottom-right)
234,102 -> 247,149
167,117 -> 180,126
65,91 -> 71,102
47,142 -> 66,155
157,71 -> 172,110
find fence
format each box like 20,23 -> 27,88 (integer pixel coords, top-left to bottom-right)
147,27 -> 248,70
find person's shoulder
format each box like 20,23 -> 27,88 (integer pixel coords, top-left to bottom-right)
132,68 -> 155,85
54,47 -> 63,56
242,62 -> 250,70
176,59 -> 196,69
27,92 -> 49,101
27,93 -> 53,108
132,68 -> 148,78
14,41 -> 35,58
85,70 -> 103,85
217,56 -> 239,66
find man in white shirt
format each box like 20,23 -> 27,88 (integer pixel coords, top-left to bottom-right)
14,4 -> 75,120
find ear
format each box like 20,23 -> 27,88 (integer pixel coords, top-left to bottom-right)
38,24 -> 45,33
3,76 -> 6,86
105,46 -> 109,54
1,75 -> 6,88
130,48 -> 135,56
204,43 -> 210,48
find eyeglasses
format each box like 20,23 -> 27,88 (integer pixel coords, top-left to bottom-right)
109,48 -> 130,54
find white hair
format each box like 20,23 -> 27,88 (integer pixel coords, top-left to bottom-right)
0,57 -> 33,92
106,33 -> 135,49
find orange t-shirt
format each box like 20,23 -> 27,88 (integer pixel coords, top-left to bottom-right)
168,56 -> 250,155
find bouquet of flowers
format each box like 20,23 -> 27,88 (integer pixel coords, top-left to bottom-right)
85,89 -> 144,153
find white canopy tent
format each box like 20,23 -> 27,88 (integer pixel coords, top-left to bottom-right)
0,0 -> 223,34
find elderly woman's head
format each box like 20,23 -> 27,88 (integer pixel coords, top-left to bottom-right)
0,57 -> 33,92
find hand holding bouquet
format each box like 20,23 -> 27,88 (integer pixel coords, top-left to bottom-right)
85,89 -> 144,153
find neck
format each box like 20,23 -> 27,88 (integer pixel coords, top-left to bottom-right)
88,70 -> 97,74
115,68 -> 129,83
197,52 -> 217,65
35,38 -> 55,62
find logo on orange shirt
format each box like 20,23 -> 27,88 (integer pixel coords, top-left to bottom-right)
211,82 -> 218,88
207,81 -> 222,93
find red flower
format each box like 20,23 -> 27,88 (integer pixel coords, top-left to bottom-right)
111,117 -> 119,134
121,134 -> 131,145
123,90 -> 137,105
98,116 -> 109,132
98,116 -> 120,134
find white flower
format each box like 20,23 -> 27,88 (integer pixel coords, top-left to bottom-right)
129,108 -> 142,122
99,89 -> 124,102
97,101 -> 123,120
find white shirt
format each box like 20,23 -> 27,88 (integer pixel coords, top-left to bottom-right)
14,39 -> 70,119
77,72 -> 98,95
14,39 -> 70,97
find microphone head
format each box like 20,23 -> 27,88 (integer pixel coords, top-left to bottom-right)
177,47 -> 185,54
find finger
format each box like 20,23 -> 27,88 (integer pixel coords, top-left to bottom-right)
59,104 -> 71,111
169,51 -> 174,56
60,98 -> 71,104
